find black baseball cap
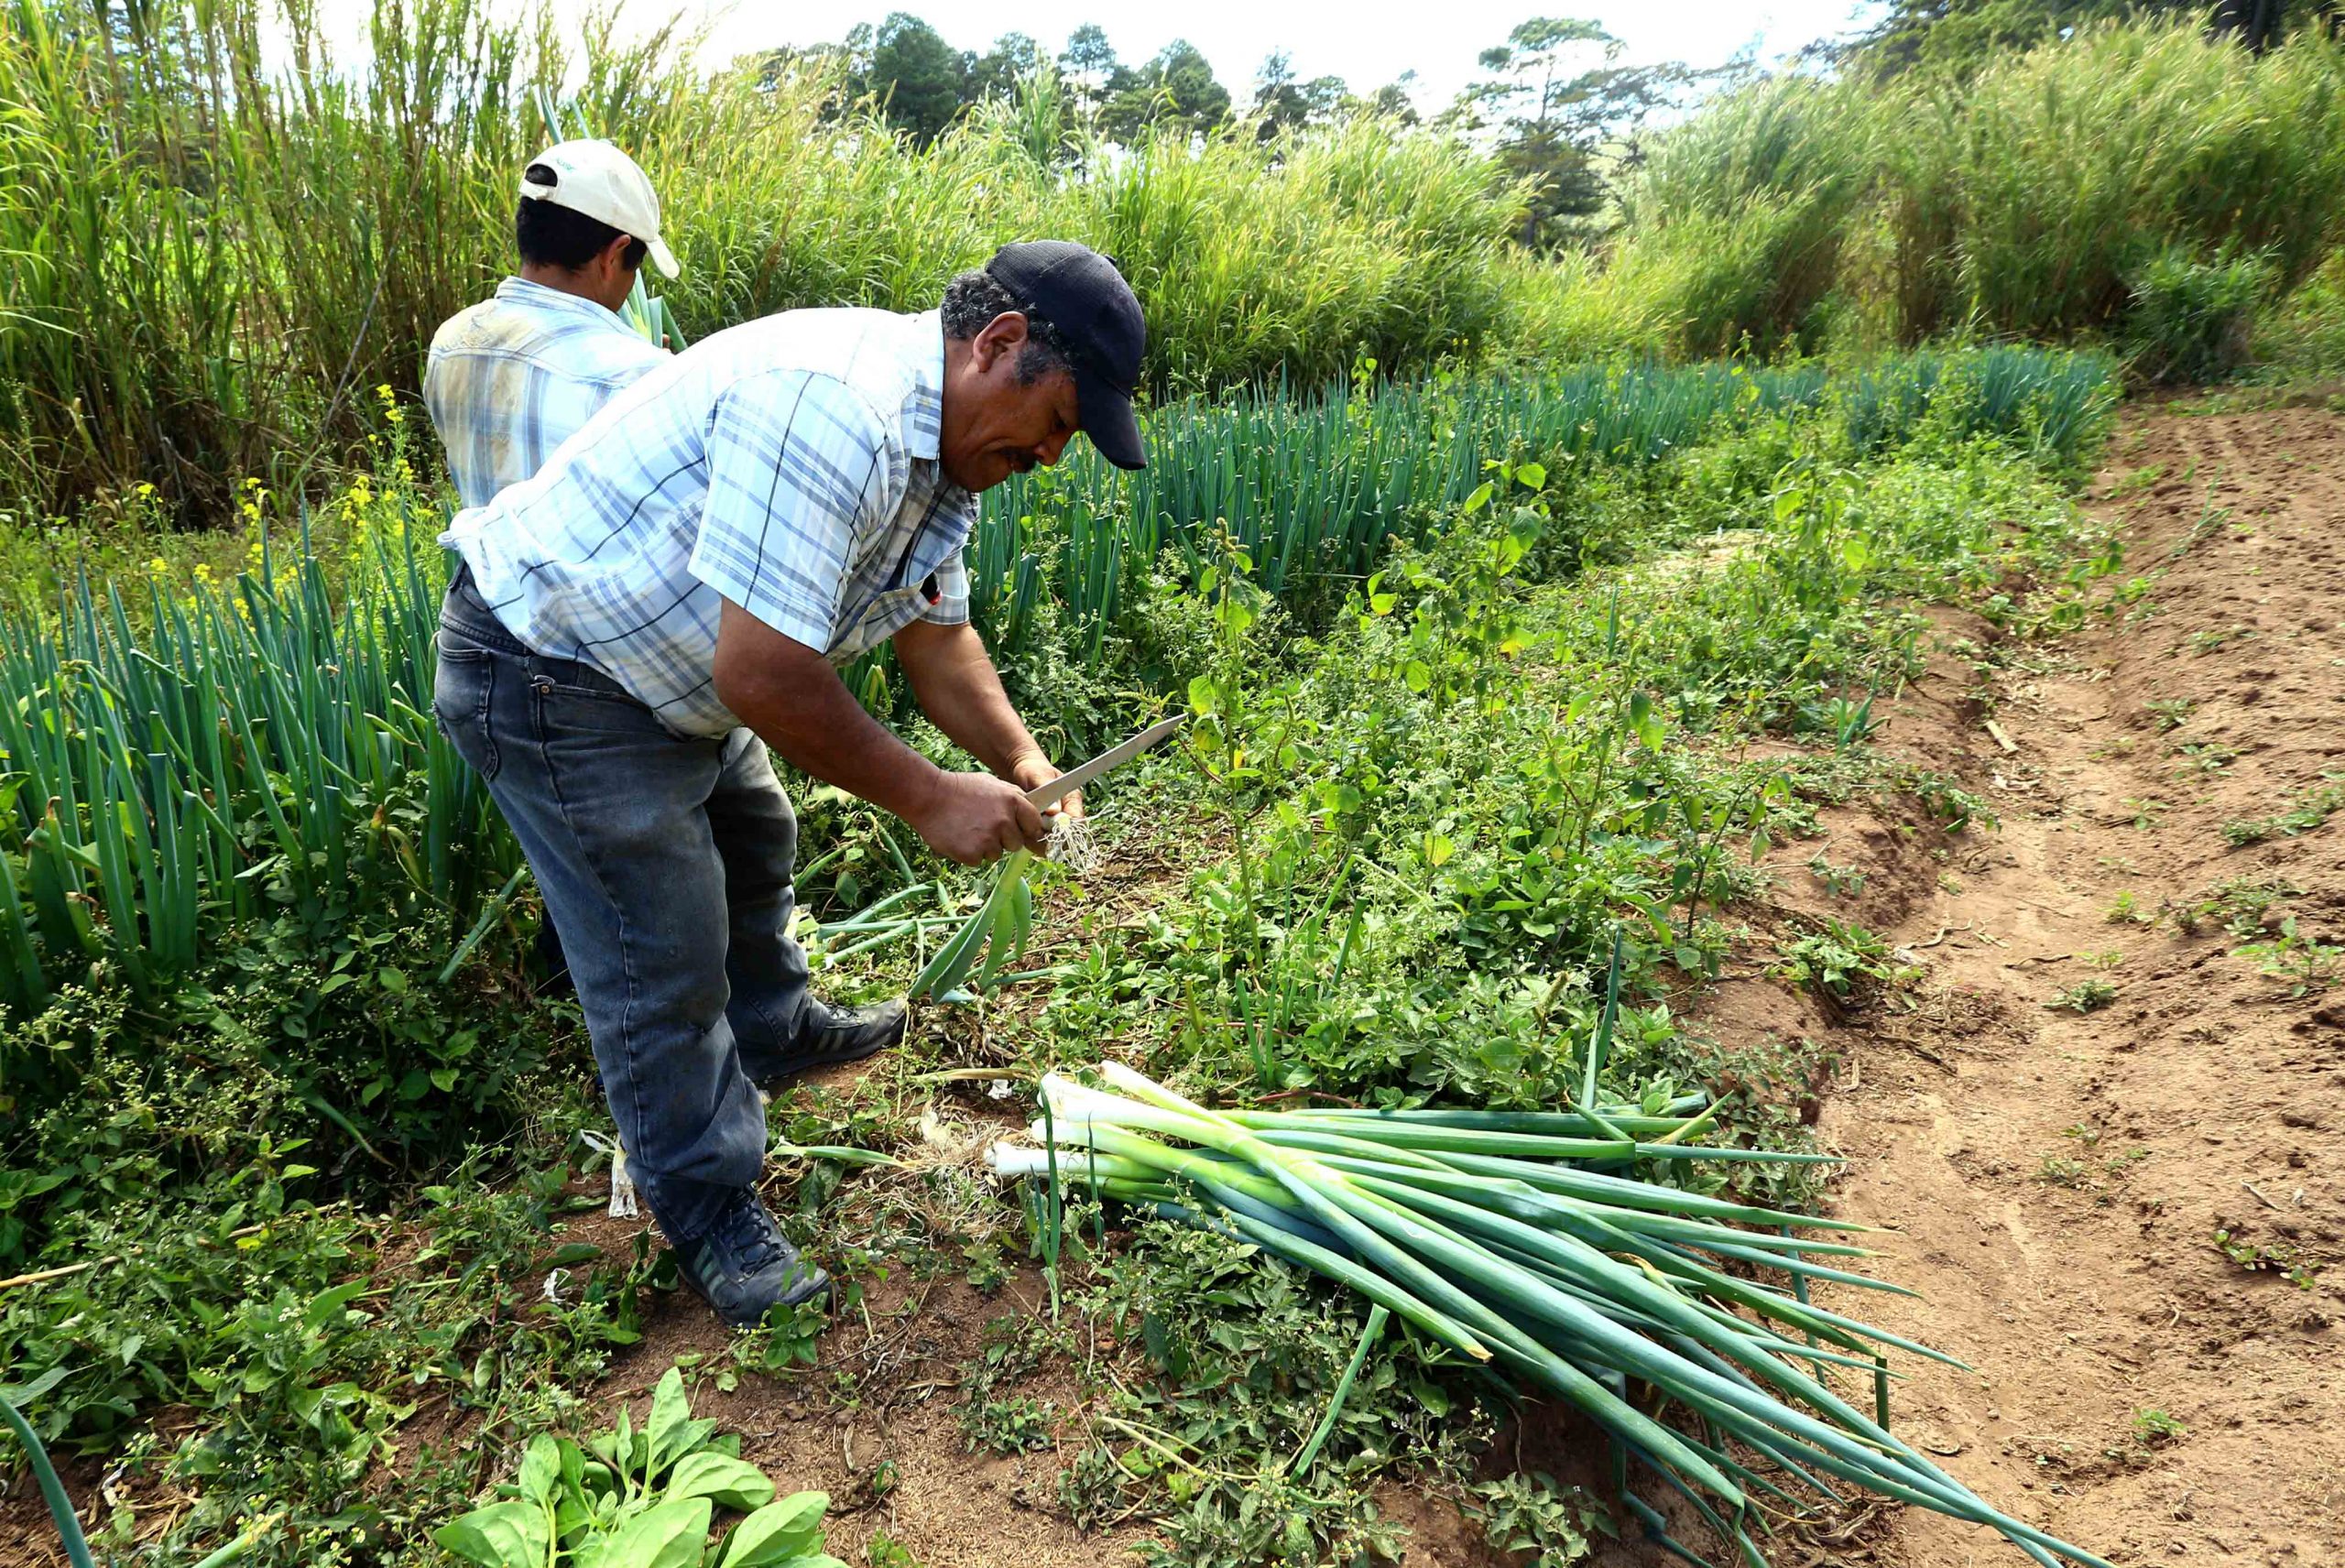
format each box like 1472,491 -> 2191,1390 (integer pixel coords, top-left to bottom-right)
984,240 -> 1147,472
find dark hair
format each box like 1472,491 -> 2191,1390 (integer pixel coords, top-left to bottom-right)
516,168 -> 649,272
941,268 -> 1076,386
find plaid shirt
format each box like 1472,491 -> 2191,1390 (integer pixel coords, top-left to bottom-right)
440,307 -> 976,737
424,278 -> 669,509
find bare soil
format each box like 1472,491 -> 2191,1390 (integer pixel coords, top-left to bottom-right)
1646,406 -> 2345,1567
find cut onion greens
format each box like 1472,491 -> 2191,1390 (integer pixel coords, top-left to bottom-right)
988,1065 -> 2108,1568
907,848 -> 1033,1000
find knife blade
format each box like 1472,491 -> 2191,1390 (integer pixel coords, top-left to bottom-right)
1025,715 -> 1185,811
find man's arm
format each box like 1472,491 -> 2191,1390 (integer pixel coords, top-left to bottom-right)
712,599 -> 1043,866
891,619 -> 1081,819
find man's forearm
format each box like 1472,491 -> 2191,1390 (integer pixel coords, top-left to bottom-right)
711,602 -> 943,820
710,599 -> 1045,864
893,620 -> 1048,779
736,668 -> 945,822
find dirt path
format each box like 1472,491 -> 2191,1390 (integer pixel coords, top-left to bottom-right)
1745,407 -> 2345,1568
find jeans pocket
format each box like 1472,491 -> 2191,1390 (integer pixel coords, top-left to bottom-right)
432,644 -> 501,781
529,673 -> 673,737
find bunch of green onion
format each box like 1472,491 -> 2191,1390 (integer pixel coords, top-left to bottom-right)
990,1064 -> 2107,1568
802,848 -> 1035,1003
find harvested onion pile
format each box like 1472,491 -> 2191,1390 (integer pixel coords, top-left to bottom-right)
990,1064 -> 2107,1568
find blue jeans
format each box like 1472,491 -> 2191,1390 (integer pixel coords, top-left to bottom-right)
431,568 -> 812,1242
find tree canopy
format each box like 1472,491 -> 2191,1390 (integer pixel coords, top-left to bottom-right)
1455,16 -> 1707,249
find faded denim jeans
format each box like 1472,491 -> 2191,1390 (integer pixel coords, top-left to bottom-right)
431,565 -> 811,1243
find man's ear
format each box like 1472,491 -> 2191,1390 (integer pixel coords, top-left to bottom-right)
971,310 -> 1031,374
605,232 -> 638,278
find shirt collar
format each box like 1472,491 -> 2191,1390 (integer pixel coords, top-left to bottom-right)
902,310 -> 946,463
495,275 -> 636,335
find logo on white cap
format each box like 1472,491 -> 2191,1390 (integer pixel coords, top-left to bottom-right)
520,139 -> 679,279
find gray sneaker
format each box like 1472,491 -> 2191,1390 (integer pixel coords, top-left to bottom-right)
673,1191 -> 830,1327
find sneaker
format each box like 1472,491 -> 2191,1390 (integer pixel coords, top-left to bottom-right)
673,1190 -> 830,1327
763,996 -> 908,1083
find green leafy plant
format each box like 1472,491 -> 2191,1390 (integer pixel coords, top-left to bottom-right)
1468,1471 -> 1612,1565
1773,918 -> 1897,1001
1806,855 -> 1867,899
732,1300 -> 830,1377
2222,775 -> 2345,847
2035,1156 -> 2089,1188
2172,742 -> 2241,778
865,1530 -> 923,1568
2132,1408 -> 2187,1445
433,1367 -> 844,1568
2212,1230 -> 2323,1291
960,1395 -> 1055,1457
2176,875 -> 2302,937
2233,918 -> 2343,997
2045,979 -> 2118,1014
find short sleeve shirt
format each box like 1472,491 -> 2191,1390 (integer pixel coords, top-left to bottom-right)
423,278 -> 669,509
438,308 -> 976,737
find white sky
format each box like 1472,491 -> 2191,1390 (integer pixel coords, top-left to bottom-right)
305,1 -> 1885,113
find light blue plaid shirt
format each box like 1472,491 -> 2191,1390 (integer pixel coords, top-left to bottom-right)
439,308 -> 976,737
424,278 -> 670,509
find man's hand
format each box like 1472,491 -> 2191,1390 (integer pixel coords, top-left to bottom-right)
912,771 -> 1047,866
896,621 -> 1080,822
1009,753 -> 1083,825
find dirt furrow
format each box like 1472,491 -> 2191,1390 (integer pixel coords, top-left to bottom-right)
1782,408 -> 2345,1568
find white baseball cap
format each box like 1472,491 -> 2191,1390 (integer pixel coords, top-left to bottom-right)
519,139 -> 679,279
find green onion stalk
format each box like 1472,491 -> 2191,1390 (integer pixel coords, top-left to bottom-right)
988,1064 -> 2109,1568
905,850 -> 1033,1001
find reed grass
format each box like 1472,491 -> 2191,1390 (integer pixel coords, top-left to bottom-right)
1596,20 -> 2345,355
0,0 -> 1527,521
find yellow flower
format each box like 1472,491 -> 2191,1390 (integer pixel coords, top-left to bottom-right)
135,482 -> 156,499
147,556 -> 169,574
193,563 -> 216,585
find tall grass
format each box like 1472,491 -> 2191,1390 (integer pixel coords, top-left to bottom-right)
1610,76 -> 1880,357
0,0 -> 1528,521
1891,23 -> 2345,341
1593,21 -> 2345,355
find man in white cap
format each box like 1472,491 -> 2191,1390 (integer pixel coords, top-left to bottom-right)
424,139 -> 682,509
425,139 -> 682,994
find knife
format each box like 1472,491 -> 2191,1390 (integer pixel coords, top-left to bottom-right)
1025,715 -> 1185,811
